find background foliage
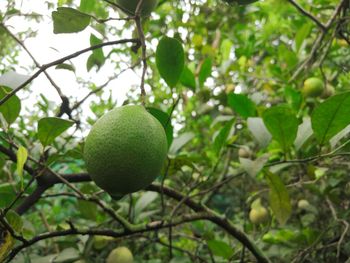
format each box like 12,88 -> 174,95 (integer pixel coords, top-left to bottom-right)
0,0 -> 350,262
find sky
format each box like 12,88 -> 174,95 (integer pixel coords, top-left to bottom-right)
0,0 -> 142,131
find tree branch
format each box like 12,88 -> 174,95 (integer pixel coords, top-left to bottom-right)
0,38 -> 140,106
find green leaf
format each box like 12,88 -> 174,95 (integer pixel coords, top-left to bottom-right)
262,105 -> 298,152
227,93 -> 256,119
284,86 -> 302,112
180,66 -> 196,91
79,0 -> 95,12
87,34 -> 105,72
198,57 -> 212,87
295,23 -> 312,52
169,132 -> 195,155
156,36 -> 185,87
52,7 -> 91,34
264,170 -> 292,225
147,107 -> 173,148
16,146 -> 28,190
5,210 -> 23,233
37,117 -> 74,147
207,240 -> 233,259
0,183 -> 16,209
55,63 -> 76,72
0,86 -> 21,125
247,117 -> 272,148
311,92 -> 350,145
214,119 -> 234,154
134,192 -> 158,217
77,200 -> 97,220
240,153 -> 269,177
220,39 -> 233,62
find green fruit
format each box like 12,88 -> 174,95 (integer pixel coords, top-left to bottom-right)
93,236 -> 114,250
84,105 -> 168,199
320,84 -> 335,99
302,77 -> 324,97
297,199 -> 310,210
249,207 -> 268,224
238,147 -> 252,158
116,0 -> 158,16
107,247 -> 133,263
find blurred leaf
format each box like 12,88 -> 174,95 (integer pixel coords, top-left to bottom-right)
77,200 -> 97,220
0,183 -> 16,208
330,124 -> 350,149
5,210 -> 23,233
263,105 -> 298,152
52,7 -> 91,34
55,63 -> 76,72
213,119 -> 234,154
0,86 -> 21,125
311,92 -> 350,145
264,170 -> 291,225
227,93 -> 256,119
37,117 -> 74,147
198,57 -> 212,87
54,248 -> 80,262
284,86 -> 302,112
0,71 -> 30,89
156,36 -> 185,87
79,0 -> 95,12
134,192 -> 158,217
220,39 -> 233,62
294,117 -> 313,150
147,107 -> 173,148
169,132 -> 195,155
247,117 -> 272,148
240,153 -> 270,177
295,23 -> 312,52
16,146 -> 28,190
180,66 -> 196,91
207,240 -> 233,259
87,34 -> 105,72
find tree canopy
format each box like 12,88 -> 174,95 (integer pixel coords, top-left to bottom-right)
0,0 -> 349,262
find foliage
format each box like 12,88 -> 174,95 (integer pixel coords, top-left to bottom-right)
0,0 -> 350,262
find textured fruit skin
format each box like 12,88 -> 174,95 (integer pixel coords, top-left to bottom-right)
84,105 -> 167,198
107,247 -> 133,263
302,77 -> 324,97
116,0 -> 158,16
249,207 -> 269,224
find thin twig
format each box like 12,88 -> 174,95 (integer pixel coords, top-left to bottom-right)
0,38 -> 139,106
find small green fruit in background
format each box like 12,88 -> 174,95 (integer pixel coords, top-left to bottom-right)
249,199 -> 269,224
84,105 -> 168,199
116,0 -> 158,17
320,84 -> 335,99
238,147 -> 252,158
93,236 -> 114,250
302,77 -> 324,98
249,207 -> 268,224
107,247 -> 133,263
297,199 -> 310,210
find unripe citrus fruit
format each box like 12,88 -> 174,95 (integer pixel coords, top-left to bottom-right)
302,77 -> 324,97
116,0 -> 158,17
320,84 -> 335,99
107,247 -> 133,263
249,207 -> 269,224
84,105 -> 167,199
238,147 -> 252,158
297,199 -> 310,210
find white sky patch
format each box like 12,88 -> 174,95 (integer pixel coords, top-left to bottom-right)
1,0 -> 140,130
